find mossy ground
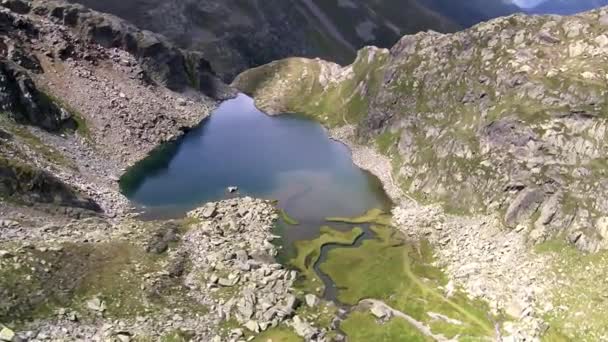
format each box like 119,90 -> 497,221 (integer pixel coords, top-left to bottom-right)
290,226 -> 364,296
252,326 -> 303,342
320,224 -> 495,339
0,220 -> 205,327
535,240 -> 608,341
279,209 -> 300,225
325,208 -> 391,225
39,90 -> 92,141
341,311 -> 431,342
0,115 -> 74,169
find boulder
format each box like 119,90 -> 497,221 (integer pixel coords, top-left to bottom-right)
201,203 -> 217,218
86,297 -> 106,312
0,326 -> 14,342
1,0 -> 30,14
370,303 -> 392,320
504,188 -> 544,228
114,332 -> 132,342
218,273 -> 240,287
291,316 -> 317,340
244,320 -> 260,333
304,294 -> 319,308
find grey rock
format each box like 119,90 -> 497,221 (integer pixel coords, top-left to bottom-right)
244,320 -> 260,333
370,303 -> 392,319
291,315 -> 317,340
234,249 -> 248,263
86,297 -> 106,312
115,332 -> 132,342
0,326 -> 14,342
284,294 -> 298,311
0,60 -> 76,131
218,273 -> 240,287
201,204 -> 217,218
1,0 -> 30,14
505,188 -> 544,228
304,294 -> 319,308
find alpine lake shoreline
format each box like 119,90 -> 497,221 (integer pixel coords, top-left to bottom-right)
114,94 -> 507,342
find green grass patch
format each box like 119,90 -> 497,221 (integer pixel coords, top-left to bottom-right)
341,311 -> 430,342
326,208 -> 391,225
534,239 -> 608,340
290,226 -> 364,295
0,116 -> 74,169
160,330 -> 195,342
279,209 -> 300,225
0,240 -> 205,325
39,90 -> 92,141
295,300 -> 338,331
375,131 -> 400,155
252,326 -> 304,342
319,225 -> 495,339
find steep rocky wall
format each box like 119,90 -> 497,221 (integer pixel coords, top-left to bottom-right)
0,60 -> 76,131
28,0 -> 232,100
0,157 -> 100,214
235,8 -> 608,251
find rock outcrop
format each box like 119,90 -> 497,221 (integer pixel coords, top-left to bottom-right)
0,157 -> 100,213
27,0 -> 232,100
0,60 -> 75,131
235,7 -> 608,251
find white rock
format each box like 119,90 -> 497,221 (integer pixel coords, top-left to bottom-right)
305,294 -> 319,308
370,303 -> 392,319
244,320 -> 260,333
0,327 -> 15,342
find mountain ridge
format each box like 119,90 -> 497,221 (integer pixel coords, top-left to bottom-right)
527,0 -> 608,14
67,0 -> 519,80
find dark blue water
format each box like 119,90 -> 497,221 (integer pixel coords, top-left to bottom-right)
120,94 -> 390,246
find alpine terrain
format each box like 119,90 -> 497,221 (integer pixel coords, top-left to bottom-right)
1,0 -> 608,341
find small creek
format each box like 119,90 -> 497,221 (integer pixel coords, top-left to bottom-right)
120,94 -> 392,301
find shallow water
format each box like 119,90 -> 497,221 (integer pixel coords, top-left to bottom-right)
120,94 -> 391,251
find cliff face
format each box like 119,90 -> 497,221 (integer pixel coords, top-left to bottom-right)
67,0 -> 518,81
235,7 -> 608,252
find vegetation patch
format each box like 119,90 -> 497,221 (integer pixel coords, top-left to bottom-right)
0,116 -> 74,169
295,300 -> 338,332
326,208 -> 391,225
375,131 -> 400,155
279,209 -> 300,225
252,326 -> 304,342
341,311 -> 430,342
320,225 -> 495,339
290,226 -> 364,295
39,90 -> 92,141
0,238 -> 204,326
535,240 -> 608,341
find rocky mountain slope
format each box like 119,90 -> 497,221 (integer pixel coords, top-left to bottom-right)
68,0 -> 519,81
0,1 -> 317,340
235,6 -> 608,253
3,0 -> 608,340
